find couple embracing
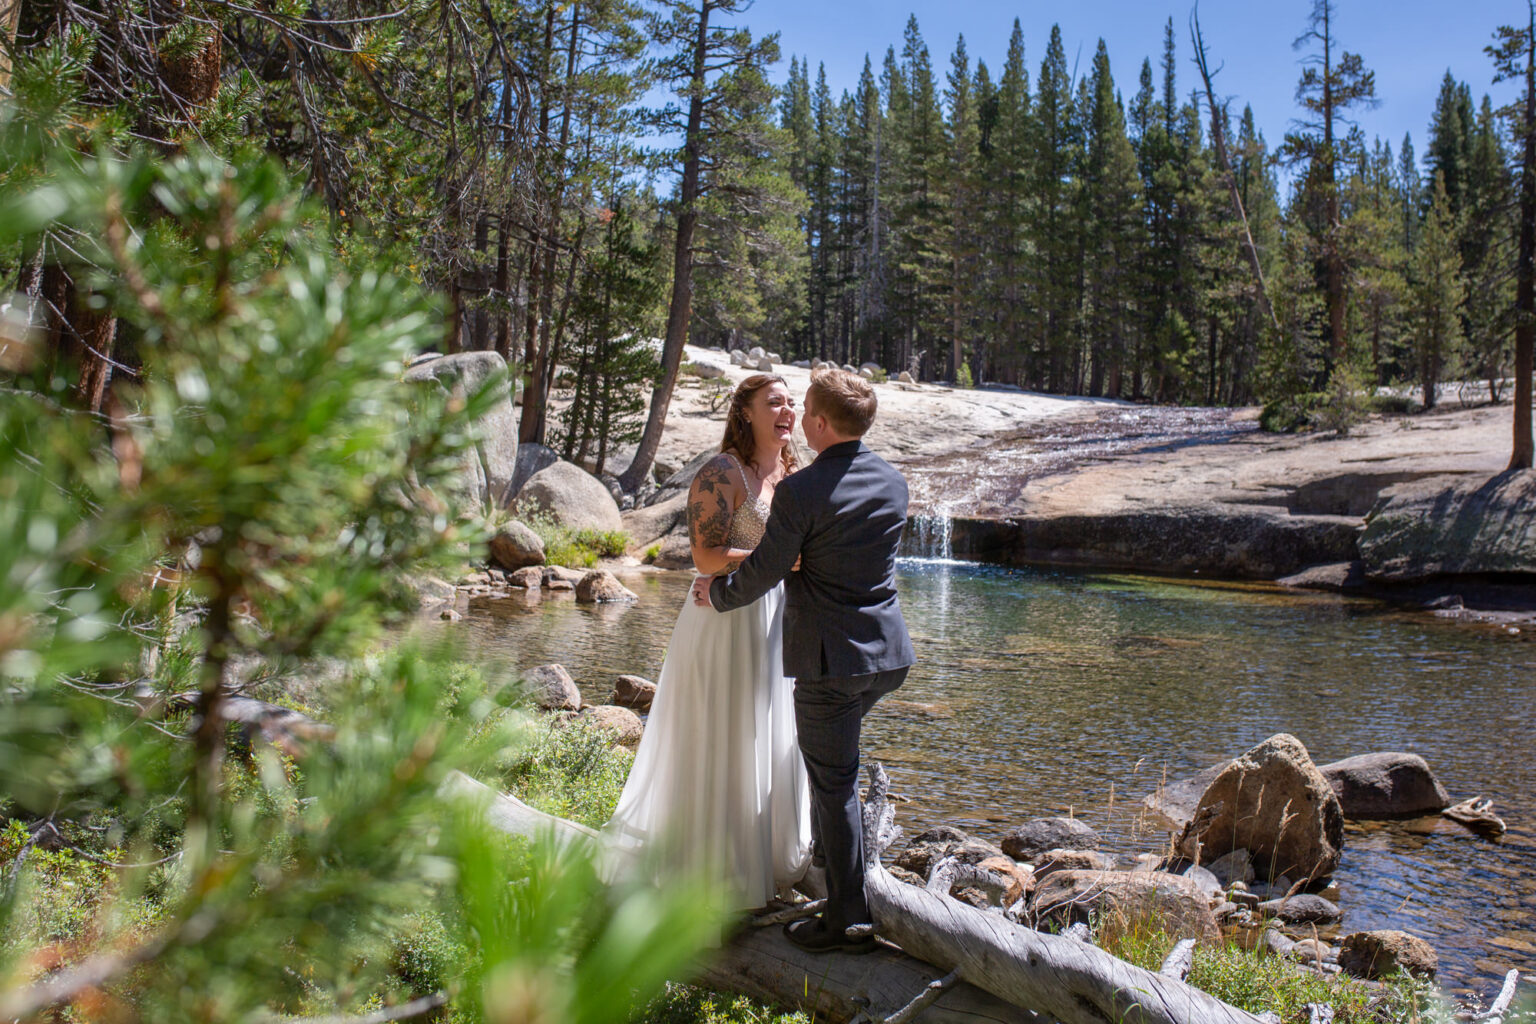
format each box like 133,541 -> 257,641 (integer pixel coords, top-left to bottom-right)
604,368 -> 914,954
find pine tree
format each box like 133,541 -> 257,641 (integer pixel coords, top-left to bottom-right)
1283,0 -> 1378,370
943,34 -> 979,381
1032,24 -> 1075,391
1411,173 -> 1467,409
1079,39 -> 1142,397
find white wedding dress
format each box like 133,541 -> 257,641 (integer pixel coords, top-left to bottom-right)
603,478 -> 811,909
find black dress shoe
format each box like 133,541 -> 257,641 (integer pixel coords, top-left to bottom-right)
783,917 -> 878,955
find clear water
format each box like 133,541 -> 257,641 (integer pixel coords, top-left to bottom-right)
445,559 -> 1536,992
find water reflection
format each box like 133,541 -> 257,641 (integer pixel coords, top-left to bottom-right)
438,561 -> 1536,991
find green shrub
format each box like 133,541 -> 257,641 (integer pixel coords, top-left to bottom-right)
955,363 -> 973,389
1094,914 -> 1443,1024
1316,364 -> 1371,436
635,984 -> 812,1024
1259,392 -> 1324,433
525,514 -> 630,568
493,719 -> 634,829
1368,392 -> 1416,415
644,544 -> 662,563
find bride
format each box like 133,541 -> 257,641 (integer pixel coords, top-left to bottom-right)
603,373 -> 811,909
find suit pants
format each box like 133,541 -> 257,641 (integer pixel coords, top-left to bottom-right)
792,666 -> 909,931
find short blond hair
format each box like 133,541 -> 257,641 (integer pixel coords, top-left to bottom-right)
807,368 -> 877,437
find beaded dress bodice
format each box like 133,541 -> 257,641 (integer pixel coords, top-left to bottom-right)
723,454 -> 771,548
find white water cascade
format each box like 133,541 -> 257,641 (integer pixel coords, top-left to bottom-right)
902,510 -> 957,562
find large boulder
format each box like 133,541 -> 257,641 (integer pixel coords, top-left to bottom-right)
508,443 -> 560,503
1337,930 -> 1438,980
513,460 -> 624,533
623,490 -> 688,551
1176,734 -> 1344,884
1359,470 -> 1536,581
650,447 -> 719,506
488,520 -> 545,571
1318,752 -> 1450,819
405,352 -> 518,509
523,664 -> 580,711
1030,870 -> 1219,942
1143,761 -> 1230,830
1000,817 -> 1101,861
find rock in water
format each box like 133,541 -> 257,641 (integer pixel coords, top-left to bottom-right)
513,460 -> 624,533
609,674 -> 656,711
1177,733 -> 1344,884
1338,930 -> 1438,980
489,520 -> 545,570
575,570 -> 637,604
524,664 -> 580,711
508,566 -> 544,589
1206,848 -> 1255,887
1000,817 -> 1101,861
1029,870 -> 1219,942
1359,470 -> 1536,581
1257,893 -> 1341,924
893,825 -> 1007,877
1318,752 -> 1450,818
404,351 -> 518,509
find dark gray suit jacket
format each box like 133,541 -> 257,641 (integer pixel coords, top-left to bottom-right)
709,439 -> 915,680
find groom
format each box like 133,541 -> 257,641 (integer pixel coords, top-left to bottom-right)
691,367 -> 915,954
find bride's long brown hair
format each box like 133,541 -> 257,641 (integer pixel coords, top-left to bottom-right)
720,373 -> 800,476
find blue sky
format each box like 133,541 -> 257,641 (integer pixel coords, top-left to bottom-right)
732,0 -> 1526,180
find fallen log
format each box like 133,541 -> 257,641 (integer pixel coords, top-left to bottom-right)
861,765 -> 1268,1024
447,768 -> 1268,1024
444,771 -> 1036,1023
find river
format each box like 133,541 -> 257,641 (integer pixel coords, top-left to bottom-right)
441,556 -> 1536,993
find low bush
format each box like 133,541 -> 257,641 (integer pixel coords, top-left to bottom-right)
526,514 -> 631,568
1259,392 -> 1325,433
1096,912 -> 1445,1024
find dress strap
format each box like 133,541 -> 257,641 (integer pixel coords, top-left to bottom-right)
720,451 -> 752,492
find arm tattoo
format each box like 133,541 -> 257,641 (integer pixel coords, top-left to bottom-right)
688,456 -> 736,552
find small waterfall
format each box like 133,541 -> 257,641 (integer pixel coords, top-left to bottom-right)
903,511 -> 955,562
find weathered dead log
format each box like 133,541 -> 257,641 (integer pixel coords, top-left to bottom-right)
1160,938 -> 1196,981
444,771 -> 1037,1023
861,765 -> 1268,1024
448,769 -> 1269,1024
1465,969 -> 1520,1024
1443,797 -> 1507,838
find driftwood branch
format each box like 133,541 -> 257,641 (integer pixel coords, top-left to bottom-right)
1443,797 -> 1507,838
1160,938 -> 1197,981
1469,970 -> 1520,1024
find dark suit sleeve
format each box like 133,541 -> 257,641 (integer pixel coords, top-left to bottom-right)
709,480 -> 808,613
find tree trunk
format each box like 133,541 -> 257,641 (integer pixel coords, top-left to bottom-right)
1511,1 -> 1536,470
1,0 -> 22,91
619,0 -> 711,494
